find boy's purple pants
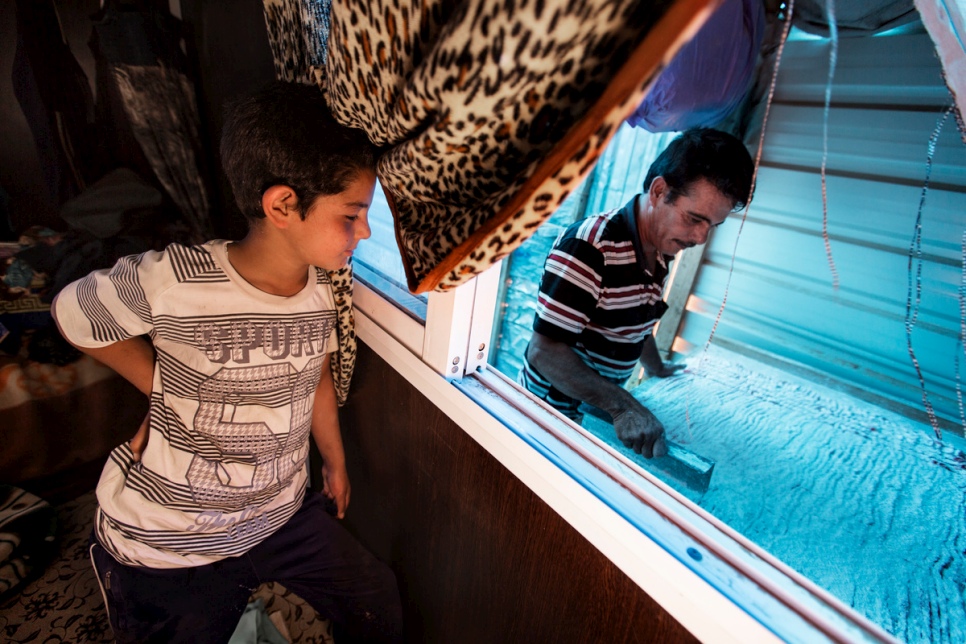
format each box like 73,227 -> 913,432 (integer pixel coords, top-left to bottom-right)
89,489 -> 403,643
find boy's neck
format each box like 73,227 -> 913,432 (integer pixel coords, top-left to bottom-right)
226,235 -> 308,297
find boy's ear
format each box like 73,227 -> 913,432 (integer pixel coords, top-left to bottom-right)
261,185 -> 299,229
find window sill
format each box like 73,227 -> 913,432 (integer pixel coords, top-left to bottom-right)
354,306 -> 895,644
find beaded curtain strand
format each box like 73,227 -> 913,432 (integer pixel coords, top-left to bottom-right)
957,228 -> 966,433
905,105 -> 952,441
820,0 -> 840,289
683,0 -> 796,438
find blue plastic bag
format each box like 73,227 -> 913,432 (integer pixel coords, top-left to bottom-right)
627,0 -> 765,132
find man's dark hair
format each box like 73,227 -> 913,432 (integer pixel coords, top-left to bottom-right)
220,80 -> 378,221
642,128 -> 754,211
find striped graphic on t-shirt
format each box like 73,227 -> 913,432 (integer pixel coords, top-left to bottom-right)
76,273 -> 129,343
108,254 -> 151,325
168,243 -> 220,283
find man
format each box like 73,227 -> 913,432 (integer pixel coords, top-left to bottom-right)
520,128 -> 754,458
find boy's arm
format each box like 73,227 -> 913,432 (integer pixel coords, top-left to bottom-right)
66,336 -> 156,396
311,354 -> 350,519
51,296 -> 155,395
51,298 -> 155,458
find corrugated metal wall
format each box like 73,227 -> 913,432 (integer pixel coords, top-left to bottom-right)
678,26 -> 966,431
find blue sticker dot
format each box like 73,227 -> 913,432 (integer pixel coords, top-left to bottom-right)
686,547 -> 703,561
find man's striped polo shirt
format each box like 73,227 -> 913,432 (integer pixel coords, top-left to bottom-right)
520,195 -> 671,420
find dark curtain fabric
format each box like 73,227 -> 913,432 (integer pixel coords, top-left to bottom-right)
260,0 -> 356,407
11,0 -> 101,205
90,1 -> 212,239
714,0 -> 790,148
323,0 -> 717,293
0,186 -> 13,242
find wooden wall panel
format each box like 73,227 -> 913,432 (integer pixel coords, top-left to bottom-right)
338,342 -> 699,644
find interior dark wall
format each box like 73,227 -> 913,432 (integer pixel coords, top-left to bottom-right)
0,0 -> 274,240
179,0 -> 276,239
0,0 -> 100,234
339,341 -> 699,643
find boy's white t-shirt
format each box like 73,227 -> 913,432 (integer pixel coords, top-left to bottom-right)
55,240 -> 338,568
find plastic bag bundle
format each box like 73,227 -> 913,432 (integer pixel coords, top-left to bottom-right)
627,0 -> 765,132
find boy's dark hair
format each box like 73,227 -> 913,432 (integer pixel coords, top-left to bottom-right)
220,81 -> 378,221
642,128 -> 754,211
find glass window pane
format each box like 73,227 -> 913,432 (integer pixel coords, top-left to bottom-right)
488,25 -> 966,642
490,124 -> 677,380
354,180 -> 427,321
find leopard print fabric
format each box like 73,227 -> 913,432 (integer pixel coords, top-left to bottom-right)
326,0 -> 711,292
262,0 -> 355,406
262,0 -> 330,82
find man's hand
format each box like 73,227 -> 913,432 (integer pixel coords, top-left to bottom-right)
639,335 -> 686,380
644,361 -> 686,378
528,333 -> 670,459
322,462 -> 351,519
612,405 -> 668,459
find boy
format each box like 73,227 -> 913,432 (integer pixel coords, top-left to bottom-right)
52,81 -> 403,643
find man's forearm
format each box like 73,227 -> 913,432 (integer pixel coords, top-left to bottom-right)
527,333 -> 638,418
529,332 -> 668,457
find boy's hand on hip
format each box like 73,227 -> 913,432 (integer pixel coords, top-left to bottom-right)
322,463 -> 351,519
130,413 -> 150,462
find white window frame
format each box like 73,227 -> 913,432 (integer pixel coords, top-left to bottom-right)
353,260 -> 502,379
351,266 -> 897,643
